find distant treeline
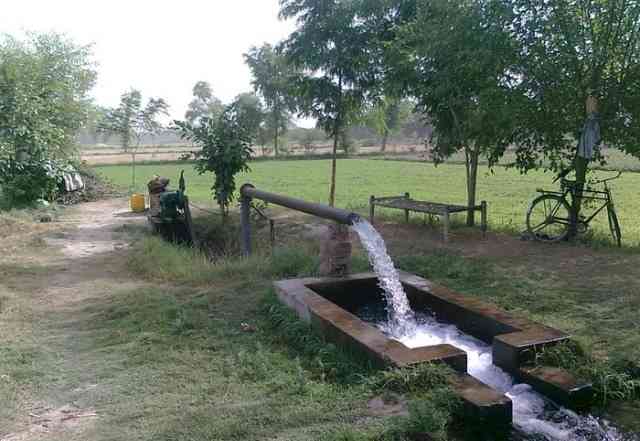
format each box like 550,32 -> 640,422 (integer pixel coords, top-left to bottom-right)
77,120 -> 433,149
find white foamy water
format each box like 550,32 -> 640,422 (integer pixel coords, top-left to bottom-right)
351,219 -> 415,336
394,315 -> 626,441
351,219 -> 630,441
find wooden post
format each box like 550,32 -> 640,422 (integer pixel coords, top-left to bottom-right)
183,196 -> 197,247
241,195 -> 252,256
404,192 -> 410,223
443,208 -> 450,242
481,201 -> 488,239
369,195 -> 376,224
269,219 -> 276,249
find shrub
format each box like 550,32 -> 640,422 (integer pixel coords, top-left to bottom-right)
0,157 -> 69,208
174,103 -> 253,218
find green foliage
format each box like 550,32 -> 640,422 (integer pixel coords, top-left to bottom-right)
0,157 -> 70,208
383,390 -> 460,441
174,104 -> 253,217
101,89 -> 169,152
279,0 -> 377,205
387,0 -> 520,224
230,92 -> 265,138
362,98 -> 412,151
507,0 -> 640,168
245,44 -> 295,156
366,362 -> 455,395
262,295 -> 375,384
0,32 -> 95,208
0,32 -> 96,161
184,81 -> 224,126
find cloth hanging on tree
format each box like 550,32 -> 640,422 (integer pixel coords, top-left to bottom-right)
577,113 -> 601,160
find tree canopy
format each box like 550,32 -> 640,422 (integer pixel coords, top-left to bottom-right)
279,0 -> 378,206
185,81 -> 224,126
506,0 -> 640,169
101,89 -> 169,152
0,32 -> 96,161
382,0 -> 520,224
174,102 -> 254,218
244,43 -> 295,156
230,92 -> 265,139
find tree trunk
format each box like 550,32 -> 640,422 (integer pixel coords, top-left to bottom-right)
381,130 -> 388,152
274,124 -> 279,157
328,73 -> 343,208
569,156 -> 589,238
131,152 -> 137,191
329,131 -> 339,207
465,145 -> 480,226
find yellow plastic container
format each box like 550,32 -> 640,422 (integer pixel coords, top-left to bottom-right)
130,193 -> 146,213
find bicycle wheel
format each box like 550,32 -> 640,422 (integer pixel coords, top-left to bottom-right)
526,194 -> 572,242
607,204 -> 622,247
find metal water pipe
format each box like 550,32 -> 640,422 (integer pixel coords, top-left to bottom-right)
240,183 -> 361,256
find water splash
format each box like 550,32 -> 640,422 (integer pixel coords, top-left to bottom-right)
351,219 -> 415,337
392,314 -> 629,441
350,219 -> 631,441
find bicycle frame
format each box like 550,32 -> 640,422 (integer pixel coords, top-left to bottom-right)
536,184 -> 612,228
528,171 -> 621,244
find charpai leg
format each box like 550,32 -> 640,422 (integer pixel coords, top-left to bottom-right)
443,209 -> 450,242
481,201 -> 488,239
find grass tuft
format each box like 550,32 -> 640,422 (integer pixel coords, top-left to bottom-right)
535,342 -> 640,406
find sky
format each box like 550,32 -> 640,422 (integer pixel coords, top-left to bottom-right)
1,0 -> 301,123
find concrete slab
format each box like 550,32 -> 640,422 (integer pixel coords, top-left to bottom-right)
519,366 -> 594,410
274,272 -> 582,427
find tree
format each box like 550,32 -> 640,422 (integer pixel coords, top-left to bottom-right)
0,32 -> 96,162
244,44 -> 295,156
185,81 -> 224,126
80,104 -> 111,144
101,89 -> 169,188
279,0 -> 376,206
363,97 -> 412,151
174,103 -> 254,219
388,0 -> 519,225
506,0 -> 640,169
230,92 -> 265,138
0,32 -> 96,207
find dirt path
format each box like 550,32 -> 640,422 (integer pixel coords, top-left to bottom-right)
1,199 -> 147,441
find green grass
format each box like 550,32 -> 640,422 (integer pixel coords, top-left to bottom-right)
123,231 -> 640,435
417,148 -> 640,172
0,226 -> 461,441
110,237 -> 461,441
96,158 -> 640,247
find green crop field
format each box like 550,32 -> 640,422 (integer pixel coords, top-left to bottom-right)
95,159 -> 640,247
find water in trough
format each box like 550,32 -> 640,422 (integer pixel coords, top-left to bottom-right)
351,219 -> 631,441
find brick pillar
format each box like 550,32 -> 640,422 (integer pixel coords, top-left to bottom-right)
319,223 -> 352,277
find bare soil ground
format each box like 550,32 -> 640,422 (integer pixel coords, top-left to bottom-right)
0,199 -> 148,441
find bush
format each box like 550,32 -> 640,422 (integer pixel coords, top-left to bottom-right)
0,157 -> 69,208
174,103 -> 253,218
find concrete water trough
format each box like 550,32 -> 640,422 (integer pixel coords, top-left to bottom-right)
274,272 -> 594,429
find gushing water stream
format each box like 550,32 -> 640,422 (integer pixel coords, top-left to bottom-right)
351,220 -> 416,337
351,219 -> 631,441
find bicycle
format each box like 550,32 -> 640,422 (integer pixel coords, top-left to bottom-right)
526,171 -> 622,246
